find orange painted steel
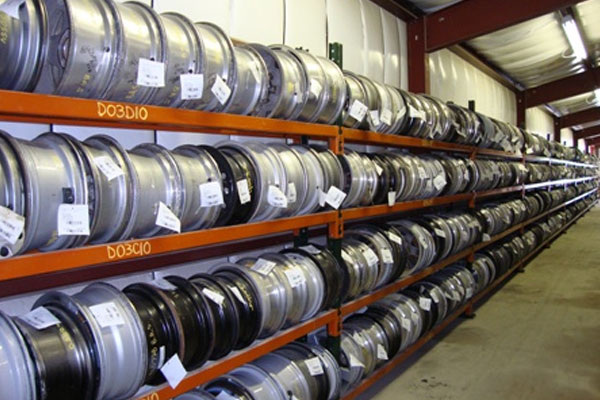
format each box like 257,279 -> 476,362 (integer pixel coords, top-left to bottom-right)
342,199 -> 597,400
0,90 -> 338,139
0,212 -> 336,282
135,310 -> 337,400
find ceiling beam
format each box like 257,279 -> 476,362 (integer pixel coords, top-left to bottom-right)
449,44 -> 523,92
525,67 -> 600,108
425,0 -> 587,52
369,0 -> 420,21
585,137 -> 600,146
574,125 -> 600,140
559,107 -> 600,128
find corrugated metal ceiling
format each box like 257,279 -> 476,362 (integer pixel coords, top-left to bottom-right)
406,0 -> 462,13
577,0 -> 600,64
549,92 -> 598,116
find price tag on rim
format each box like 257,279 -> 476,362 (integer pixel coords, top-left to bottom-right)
267,185 -> 288,208
57,204 -> 90,236
20,307 -> 60,330
483,233 -> 491,242
0,206 -> 24,245
252,258 -> 277,275
203,288 -> 225,305
374,163 -> 383,176
433,174 -> 446,190
180,73 -> 204,100
300,245 -> 321,255
287,182 -> 297,204
419,297 -> 432,311
160,354 -> 187,389
94,156 -> 124,181
229,286 -> 246,304
401,318 -> 412,331
380,108 -> 393,126
236,179 -> 251,205
434,228 -> 446,238
381,248 -> 394,264
387,232 -> 403,245
200,181 -> 225,207
310,79 -> 323,98
377,344 -> 389,361
325,186 -> 347,210
155,202 -> 181,233
363,247 -> 379,267
369,110 -> 381,128
341,250 -> 354,265
305,357 -> 324,376
388,191 -> 396,207
137,58 -> 165,87
348,100 -> 368,122
211,75 -> 232,105
284,268 -> 306,287
349,353 -> 365,369
89,302 -> 125,328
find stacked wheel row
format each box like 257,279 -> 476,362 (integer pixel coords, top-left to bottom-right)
3,1 -> 600,165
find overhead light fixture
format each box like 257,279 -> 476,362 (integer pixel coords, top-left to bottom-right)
562,15 -> 588,61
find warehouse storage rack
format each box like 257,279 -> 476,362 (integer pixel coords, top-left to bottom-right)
0,89 -> 596,400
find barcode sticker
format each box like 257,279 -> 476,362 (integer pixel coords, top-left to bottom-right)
180,73 -> 204,100
137,58 -> 165,87
57,204 -> 90,236
0,206 -> 24,245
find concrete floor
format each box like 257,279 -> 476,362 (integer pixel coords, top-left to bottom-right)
360,204 -> 600,400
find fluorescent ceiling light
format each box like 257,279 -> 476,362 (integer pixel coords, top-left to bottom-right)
562,15 -> 588,61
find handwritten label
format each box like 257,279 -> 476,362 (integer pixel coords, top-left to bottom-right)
20,307 -> 60,330
97,102 -> 148,121
236,179 -> 251,205
380,108 -> 393,126
252,258 -> 277,275
381,248 -> 394,264
388,191 -> 396,207
137,58 -> 165,87
268,185 -> 288,208
180,73 -> 204,100
107,241 -> 152,260
348,100 -> 368,122
58,204 -> 90,236
419,297 -> 431,311
155,202 -> 181,233
211,75 -> 231,105
89,302 -> 125,328
200,181 -> 224,207
94,156 -> 124,181
0,206 -> 24,244
325,186 -> 347,210
284,268 -> 306,287
306,357 -> 324,376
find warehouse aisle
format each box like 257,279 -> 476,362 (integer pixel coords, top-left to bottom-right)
361,204 -> 600,400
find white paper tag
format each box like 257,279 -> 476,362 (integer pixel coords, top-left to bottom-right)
306,357 -> 324,376
300,245 -> 321,255
267,185 -> 288,208
369,110 -> 381,127
377,344 -> 389,361
284,268 -> 306,287
434,228 -> 446,238
387,232 -> 403,245
94,156 -> 124,181
203,288 -> 225,305
430,290 -> 440,303
180,73 -> 204,100
401,318 -> 412,331
160,354 -> 187,389
57,204 -> 90,236
381,248 -> 394,264
229,286 -> 246,304
419,297 -> 432,311
235,179 -> 251,205
349,353 -> 365,369
318,189 -> 327,208
433,174 -> 446,190
0,206 -> 24,245
137,58 -> 165,87
418,167 -> 428,179
155,202 -> 181,233
252,258 -> 277,275
211,75 -> 232,105
341,250 -> 353,265
287,182 -> 297,204
363,247 -> 379,267
150,278 -> 177,291
466,287 -> 473,299
20,307 -> 60,330
216,392 -> 238,400
310,79 -> 323,98
374,163 -> 383,176
325,186 -> 347,210
0,0 -> 24,19
348,100 -> 368,122
388,191 -> 396,207
381,109 -> 393,126
483,233 -> 491,242
200,181 -> 224,207
89,302 -> 125,328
